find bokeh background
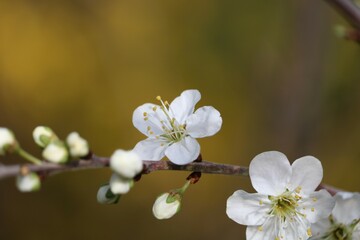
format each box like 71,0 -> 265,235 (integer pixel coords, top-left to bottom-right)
1,0 -> 360,239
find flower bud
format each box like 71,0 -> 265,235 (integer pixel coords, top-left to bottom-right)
0,127 -> 17,155
16,172 -> 41,192
66,132 -> 89,158
42,140 -> 69,163
109,174 -> 133,194
97,184 -> 120,204
110,149 -> 143,178
152,193 -> 181,220
33,126 -> 57,148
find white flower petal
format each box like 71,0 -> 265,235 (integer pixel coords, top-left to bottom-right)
133,103 -> 168,137
299,189 -> 335,223
289,156 -> 323,194
226,190 -> 271,226
332,192 -> 360,225
169,89 -> 201,124
165,137 -> 200,165
246,218 -> 277,240
133,138 -> 167,160
109,174 -> 132,194
249,151 -> 291,195
284,217 -> 311,240
186,106 -> 222,138
310,218 -> 332,239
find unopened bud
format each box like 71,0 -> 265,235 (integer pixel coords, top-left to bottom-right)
0,127 -> 17,155
33,126 -> 57,148
152,192 -> 181,220
110,150 -> 143,178
66,132 -> 89,158
109,174 -> 133,194
16,172 -> 41,192
97,184 -> 120,204
42,141 -> 69,163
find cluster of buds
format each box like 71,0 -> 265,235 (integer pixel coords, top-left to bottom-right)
97,150 -> 143,204
0,126 -> 90,192
33,126 -> 90,163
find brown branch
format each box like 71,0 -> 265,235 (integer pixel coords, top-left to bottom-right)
325,0 -> 360,29
0,155 -> 345,195
0,154 -> 249,180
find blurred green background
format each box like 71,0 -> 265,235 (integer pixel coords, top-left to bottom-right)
1,0 -> 360,239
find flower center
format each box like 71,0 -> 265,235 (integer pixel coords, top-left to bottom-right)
145,96 -> 187,144
269,190 -> 300,220
323,217 -> 360,240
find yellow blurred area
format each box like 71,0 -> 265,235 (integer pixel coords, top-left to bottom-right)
1,0 -> 360,239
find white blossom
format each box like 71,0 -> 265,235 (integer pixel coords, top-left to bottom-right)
0,127 -> 17,155
311,192 -> 360,239
152,193 -> 181,220
109,174 -> 133,194
16,172 -> 41,192
42,141 -> 69,163
32,126 -> 57,148
133,89 -> 222,165
66,132 -> 89,158
97,184 -> 120,204
110,149 -> 143,179
226,151 -> 335,240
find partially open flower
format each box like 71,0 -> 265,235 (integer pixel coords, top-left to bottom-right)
16,172 -> 41,192
66,132 -> 89,158
152,192 -> 181,220
0,127 -> 17,155
110,150 -> 143,179
109,174 -> 133,194
97,184 -> 120,204
42,141 -> 69,163
32,126 -> 57,148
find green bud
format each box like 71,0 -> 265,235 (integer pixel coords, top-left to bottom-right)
33,126 -> 58,148
97,184 -> 120,204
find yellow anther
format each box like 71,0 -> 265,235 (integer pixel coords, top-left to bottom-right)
257,226 -> 263,231
144,117 -> 148,121
295,186 -> 302,193
143,112 -> 148,117
311,207 -> 315,212
259,200 -> 263,205
149,131 -> 154,135
160,143 -> 164,146
312,197 -> 317,202
156,96 -> 162,101
152,106 -> 157,111
307,228 -> 312,237
147,126 -> 151,131
164,100 -> 169,106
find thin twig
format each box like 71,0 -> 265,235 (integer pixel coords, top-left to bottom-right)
0,154 -> 249,180
325,0 -> 360,29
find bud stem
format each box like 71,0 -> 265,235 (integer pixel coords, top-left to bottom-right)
17,148 -> 42,165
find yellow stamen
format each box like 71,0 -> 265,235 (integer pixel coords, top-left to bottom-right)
307,228 -> 312,237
